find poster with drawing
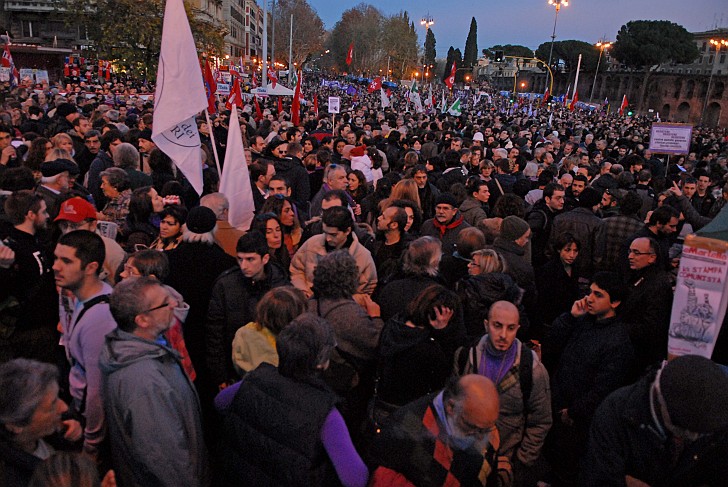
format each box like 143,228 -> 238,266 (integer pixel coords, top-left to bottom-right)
668,235 -> 728,359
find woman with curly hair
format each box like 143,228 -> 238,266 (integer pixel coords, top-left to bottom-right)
261,194 -> 302,257
23,137 -> 52,180
347,169 -> 369,222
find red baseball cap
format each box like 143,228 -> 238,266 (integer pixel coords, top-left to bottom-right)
55,197 -> 98,223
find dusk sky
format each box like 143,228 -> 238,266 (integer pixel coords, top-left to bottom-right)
307,0 -> 728,58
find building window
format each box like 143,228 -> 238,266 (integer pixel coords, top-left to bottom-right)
709,55 -> 714,64
21,20 -> 34,38
702,41 -> 707,51
721,54 -> 726,64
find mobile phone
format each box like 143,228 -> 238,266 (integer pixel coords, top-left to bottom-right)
10,140 -> 23,148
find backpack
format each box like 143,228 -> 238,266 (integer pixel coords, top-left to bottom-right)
456,340 -> 533,413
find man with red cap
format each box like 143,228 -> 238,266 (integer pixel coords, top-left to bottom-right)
55,196 -> 126,284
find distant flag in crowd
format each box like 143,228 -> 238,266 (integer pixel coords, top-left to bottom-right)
225,77 -> 242,110
203,59 -> 217,114
104,61 -> 111,81
2,41 -> 18,87
380,88 -> 390,108
619,94 -> 629,116
253,96 -> 263,121
251,71 -> 258,88
541,88 -> 550,107
367,76 -> 382,94
219,102 -> 255,231
548,111 -> 553,127
410,80 -> 423,113
447,98 -> 462,116
439,91 -> 447,112
424,88 -> 433,108
346,43 -> 354,66
291,69 -> 302,126
569,90 -> 578,111
277,96 -> 283,114
151,0 -> 208,195
290,68 -> 298,90
445,62 -> 456,89
603,97 -> 609,106
267,67 -> 278,89
313,95 -> 319,116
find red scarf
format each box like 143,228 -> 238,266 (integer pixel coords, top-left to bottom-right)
432,213 -> 464,238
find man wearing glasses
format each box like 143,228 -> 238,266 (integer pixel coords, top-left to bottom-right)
620,237 -> 674,377
583,355 -> 728,486
102,277 -> 208,486
54,230 -> 116,460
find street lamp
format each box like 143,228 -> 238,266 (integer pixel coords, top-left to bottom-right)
546,0 -> 569,90
700,38 -> 728,125
420,14 -> 434,85
589,40 -> 611,102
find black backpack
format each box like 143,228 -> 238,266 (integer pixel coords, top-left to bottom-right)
456,340 -> 533,413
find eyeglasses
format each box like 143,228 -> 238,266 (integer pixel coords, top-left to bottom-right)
628,249 -> 655,256
139,299 -> 171,314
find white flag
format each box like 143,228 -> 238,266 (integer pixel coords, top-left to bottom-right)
380,88 -> 390,108
219,104 -> 255,231
151,0 -> 208,195
447,99 -> 462,116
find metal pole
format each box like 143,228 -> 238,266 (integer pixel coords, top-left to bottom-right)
547,5 -> 559,90
700,44 -> 719,126
288,14 -> 293,84
262,0 -> 268,87
590,47 -> 603,103
271,0 -> 275,69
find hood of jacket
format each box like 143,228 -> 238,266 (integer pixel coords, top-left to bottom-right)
379,315 -> 430,358
100,328 -> 177,375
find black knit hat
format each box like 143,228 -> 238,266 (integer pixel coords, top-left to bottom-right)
185,206 -> 217,234
434,193 -> 458,209
660,355 -> 728,433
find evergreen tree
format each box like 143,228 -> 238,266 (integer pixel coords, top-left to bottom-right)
424,28 -> 436,68
463,17 -> 478,67
453,48 -> 464,82
443,46 -> 455,82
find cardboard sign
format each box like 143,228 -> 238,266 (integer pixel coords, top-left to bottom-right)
328,96 -> 340,114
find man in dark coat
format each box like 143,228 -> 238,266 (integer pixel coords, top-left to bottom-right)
527,182 -> 565,267
205,231 -> 289,388
583,355 -> 728,486
544,271 -> 634,487
420,193 -> 471,255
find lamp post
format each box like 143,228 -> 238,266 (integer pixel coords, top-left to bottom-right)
700,38 -> 728,126
589,40 -> 611,103
421,14 -> 434,85
546,0 -> 568,91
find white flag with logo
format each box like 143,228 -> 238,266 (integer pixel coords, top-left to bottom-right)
219,103 -> 255,231
151,0 -> 208,195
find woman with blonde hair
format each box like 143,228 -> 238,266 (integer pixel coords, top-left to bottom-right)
456,248 -> 523,338
51,133 -> 75,157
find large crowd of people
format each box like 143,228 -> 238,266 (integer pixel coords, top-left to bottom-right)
0,71 -> 727,487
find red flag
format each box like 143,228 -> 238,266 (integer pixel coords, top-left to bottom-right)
445,62 -> 456,89
291,69 -> 302,126
386,88 -> 392,98
253,96 -> 263,121
203,59 -> 217,113
98,60 -> 103,79
367,76 -> 382,94
569,90 -> 578,111
251,71 -> 258,88
64,63 -> 70,77
1,44 -> 18,83
277,96 -> 283,114
267,67 -> 278,89
346,43 -> 354,66
619,94 -> 629,116
541,88 -> 550,107
225,77 -> 243,111
105,61 -> 111,81
313,95 -> 319,116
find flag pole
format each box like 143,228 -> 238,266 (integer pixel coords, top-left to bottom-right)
204,109 -> 222,175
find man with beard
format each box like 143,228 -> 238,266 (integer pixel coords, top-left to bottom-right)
290,206 -> 377,297
0,191 -> 59,364
370,374 -> 502,487
420,193 -> 471,256
372,205 -> 410,279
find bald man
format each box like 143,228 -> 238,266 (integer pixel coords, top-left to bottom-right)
370,374 -> 502,486
455,301 -> 552,483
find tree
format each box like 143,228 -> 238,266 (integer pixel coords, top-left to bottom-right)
273,0 -> 326,69
453,48 -> 463,82
443,46 -> 455,82
611,20 -> 699,111
60,0 -> 225,79
327,4 -> 384,74
424,28 -> 436,68
485,44 -> 534,59
382,12 -> 419,80
463,17 -> 478,68
535,40 -> 599,73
